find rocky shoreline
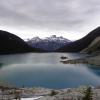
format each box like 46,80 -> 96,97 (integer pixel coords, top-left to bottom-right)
60,58 -> 88,64
60,54 -> 100,66
0,84 -> 100,100
1,84 -> 100,100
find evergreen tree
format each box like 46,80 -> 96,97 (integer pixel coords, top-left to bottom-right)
83,87 -> 93,100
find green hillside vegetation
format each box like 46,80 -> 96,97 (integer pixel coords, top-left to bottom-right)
85,40 -> 100,53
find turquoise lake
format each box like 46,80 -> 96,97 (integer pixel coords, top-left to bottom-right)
0,53 -> 100,89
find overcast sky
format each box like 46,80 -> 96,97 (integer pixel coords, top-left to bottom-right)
0,0 -> 100,40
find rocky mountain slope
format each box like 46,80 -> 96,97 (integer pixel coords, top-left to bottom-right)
57,27 -> 100,52
27,35 -> 71,51
0,30 -> 44,54
81,36 -> 100,53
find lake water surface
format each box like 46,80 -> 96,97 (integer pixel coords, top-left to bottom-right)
0,53 -> 100,89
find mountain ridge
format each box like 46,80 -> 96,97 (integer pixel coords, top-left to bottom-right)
0,27 -> 100,54
27,35 -> 71,51
0,30 -> 44,54
57,27 -> 100,52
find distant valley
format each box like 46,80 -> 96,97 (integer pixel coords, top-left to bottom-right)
0,27 -> 100,54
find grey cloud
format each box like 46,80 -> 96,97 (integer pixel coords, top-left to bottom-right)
0,0 -> 100,34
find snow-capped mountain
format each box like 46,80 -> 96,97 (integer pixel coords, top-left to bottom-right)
27,35 -> 71,51
27,37 -> 42,43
